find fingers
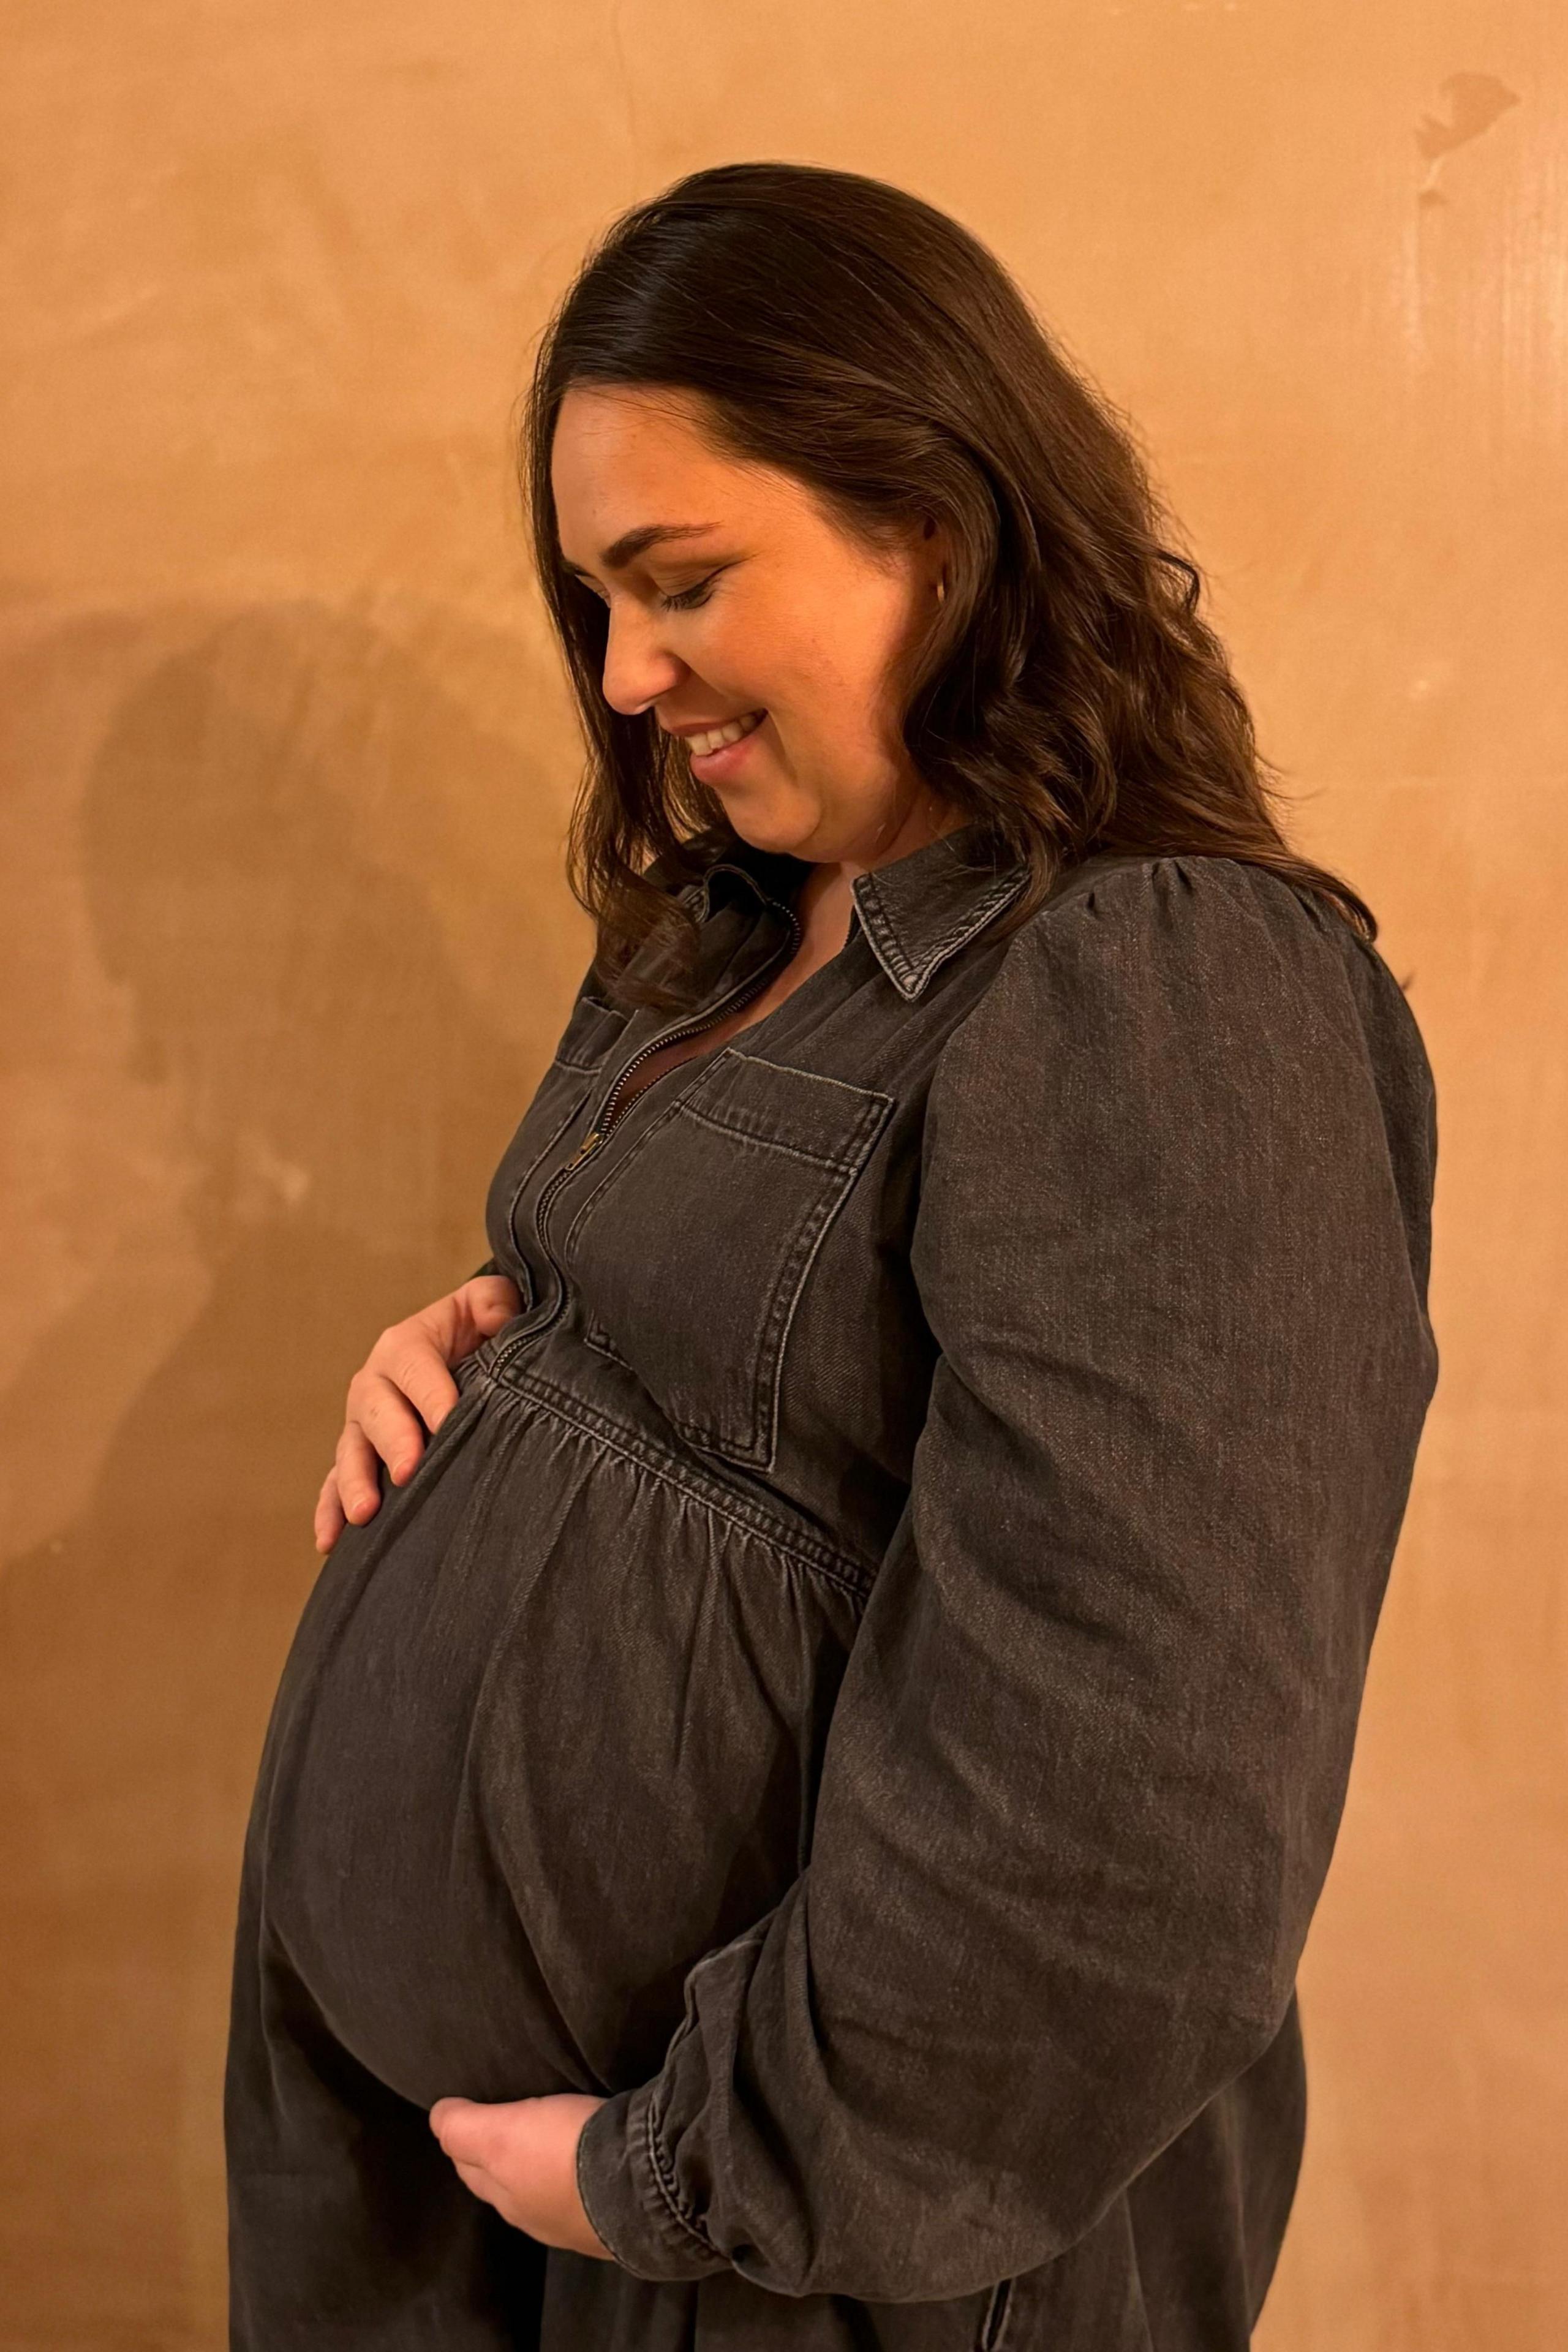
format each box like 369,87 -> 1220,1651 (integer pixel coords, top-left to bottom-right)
431,2103 -> 524,2224
451,1275 -> 523,1356
451,2158 -> 518,2228
429,2095 -> 486,2157
374,1339 -> 462,1442
312,1279 -> 522,1553
430,2099 -> 503,2203
325,1419 -> 386,1535
313,1371 -> 437,1555
453,2157 -> 499,2196
315,1418 -> 383,1553
374,1280 -> 518,1436
313,1469 -> 345,1555
428,2093 -> 613,2258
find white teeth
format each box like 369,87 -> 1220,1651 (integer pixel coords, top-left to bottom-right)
690,710 -> 764,757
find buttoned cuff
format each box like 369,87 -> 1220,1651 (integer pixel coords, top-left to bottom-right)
575,2079 -> 732,2283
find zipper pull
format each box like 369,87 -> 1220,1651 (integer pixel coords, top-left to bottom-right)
566,1128 -> 601,1169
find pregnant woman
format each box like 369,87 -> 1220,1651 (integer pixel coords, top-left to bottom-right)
225,163 -> 1439,2351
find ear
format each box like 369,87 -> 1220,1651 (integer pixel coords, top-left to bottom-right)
916,513 -> 954,603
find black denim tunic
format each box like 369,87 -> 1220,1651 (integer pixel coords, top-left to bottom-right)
225,825 -> 1439,2350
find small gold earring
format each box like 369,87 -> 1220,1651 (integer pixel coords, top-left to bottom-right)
936,576 -> 947,605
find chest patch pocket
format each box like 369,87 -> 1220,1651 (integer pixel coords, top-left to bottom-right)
561,1048 -> 894,1472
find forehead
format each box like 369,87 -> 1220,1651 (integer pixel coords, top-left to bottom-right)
551,385 -> 795,551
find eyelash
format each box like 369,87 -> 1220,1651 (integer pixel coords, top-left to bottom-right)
576,569 -> 723,613
658,573 -> 720,612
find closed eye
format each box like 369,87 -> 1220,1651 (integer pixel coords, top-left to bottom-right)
565,565 -> 728,612
658,570 -> 724,612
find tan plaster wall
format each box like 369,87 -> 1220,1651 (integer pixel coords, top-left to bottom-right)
2,4 -> 1563,2344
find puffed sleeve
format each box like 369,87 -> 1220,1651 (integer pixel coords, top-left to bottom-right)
572,855 -> 1439,2301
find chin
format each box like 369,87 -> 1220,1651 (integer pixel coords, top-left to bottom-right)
715,787 -> 823,862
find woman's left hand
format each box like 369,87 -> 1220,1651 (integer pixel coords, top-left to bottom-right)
429,2092 -> 617,2260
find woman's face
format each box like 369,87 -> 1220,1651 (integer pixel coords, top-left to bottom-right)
550,384 -> 955,866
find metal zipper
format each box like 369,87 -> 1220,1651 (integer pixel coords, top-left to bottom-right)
501,887 -> 804,1361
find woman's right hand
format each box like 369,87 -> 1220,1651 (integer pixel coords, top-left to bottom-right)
314,1274 -> 522,1553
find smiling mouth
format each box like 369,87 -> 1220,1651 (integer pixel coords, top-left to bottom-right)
686,710 -> 766,758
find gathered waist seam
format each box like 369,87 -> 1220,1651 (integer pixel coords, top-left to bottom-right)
470,1358 -> 876,1600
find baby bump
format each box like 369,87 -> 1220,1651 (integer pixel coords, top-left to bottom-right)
251,1359 -> 868,2108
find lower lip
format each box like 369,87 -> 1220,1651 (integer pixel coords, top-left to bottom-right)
687,714 -> 767,782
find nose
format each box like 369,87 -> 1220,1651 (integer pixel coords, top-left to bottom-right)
600,601 -> 685,720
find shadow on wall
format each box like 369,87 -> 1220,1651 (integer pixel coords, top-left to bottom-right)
0,605 -> 560,2349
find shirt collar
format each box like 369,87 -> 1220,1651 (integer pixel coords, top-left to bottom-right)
691,822 -> 1030,1002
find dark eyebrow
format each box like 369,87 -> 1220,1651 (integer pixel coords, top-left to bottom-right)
564,522 -> 722,577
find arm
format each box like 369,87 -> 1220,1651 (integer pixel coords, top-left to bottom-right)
571,856 -> 1439,2301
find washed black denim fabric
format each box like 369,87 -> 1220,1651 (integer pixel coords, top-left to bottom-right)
225,826 -> 1439,2351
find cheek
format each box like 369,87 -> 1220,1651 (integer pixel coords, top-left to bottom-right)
760,602 -> 881,704
799,575 -> 917,720
686,600 -> 775,704
771,633 -> 903,749
700,569 -> 911,747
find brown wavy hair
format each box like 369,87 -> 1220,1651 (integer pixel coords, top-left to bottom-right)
521,161 -> 1375,1005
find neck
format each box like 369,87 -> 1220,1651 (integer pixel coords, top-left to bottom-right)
832,782 -> 967,886
791,787 -> 967,957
